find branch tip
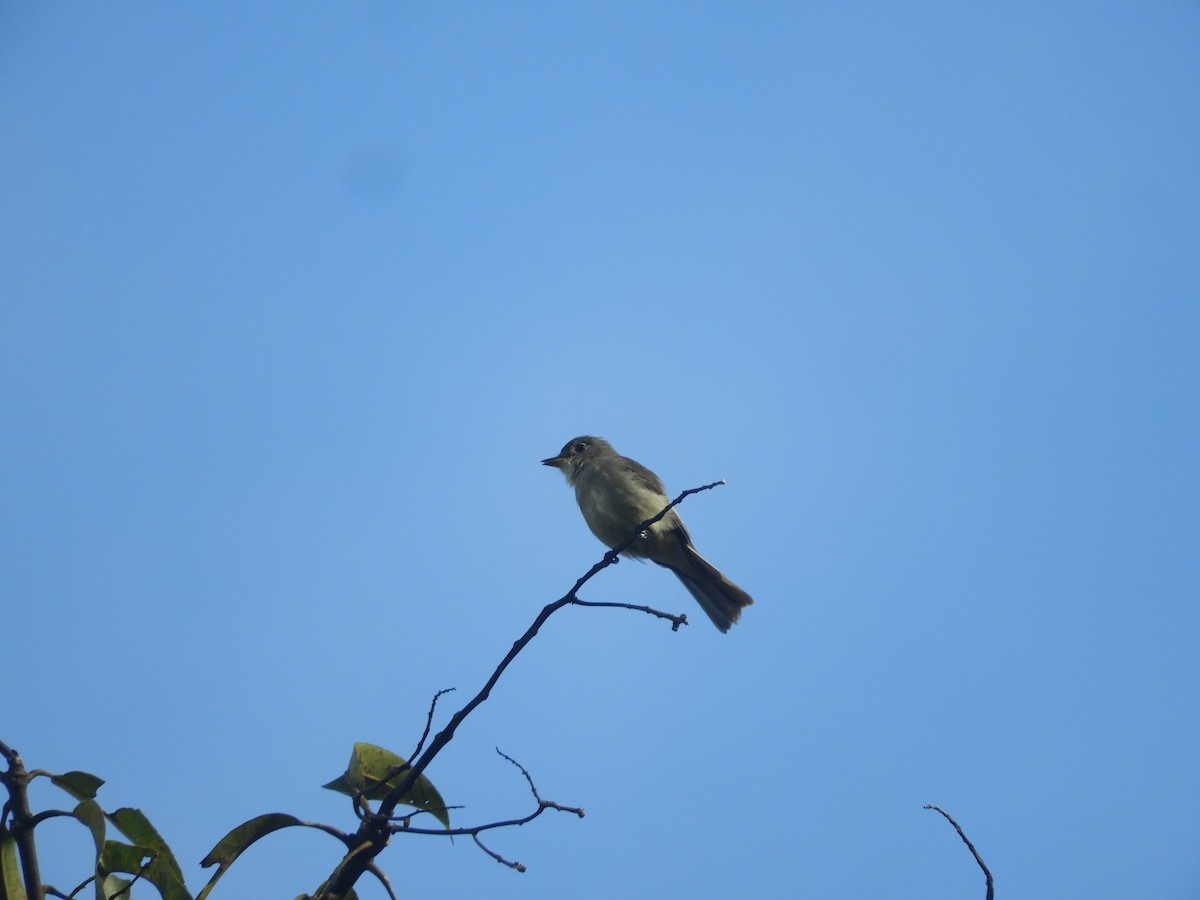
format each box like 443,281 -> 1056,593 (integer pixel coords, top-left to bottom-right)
925,804 -> 994,900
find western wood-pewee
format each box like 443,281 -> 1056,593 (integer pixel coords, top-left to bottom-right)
542,435 -> 753,632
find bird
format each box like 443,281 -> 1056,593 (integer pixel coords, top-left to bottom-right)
542,435 -> 753,632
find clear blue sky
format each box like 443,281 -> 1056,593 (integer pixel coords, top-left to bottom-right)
3,3 -> 1198,898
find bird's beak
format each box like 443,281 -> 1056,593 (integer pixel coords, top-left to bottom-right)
541,455 -> 566,468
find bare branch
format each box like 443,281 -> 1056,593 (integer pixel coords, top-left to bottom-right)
412,688 -> 457,760
317,483 -> 718,896
388,800 -> 584,837
472,834 -> 526,872
494,748 -> 539,800
569,599 -> 688,630
924,805 -> 994,900
60,871 -> 98,899
386,748 -> 582,875
387,805 -> 464,829
364,861 -> 398,900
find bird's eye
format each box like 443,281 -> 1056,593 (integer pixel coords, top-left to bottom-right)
573,441 -> 588,453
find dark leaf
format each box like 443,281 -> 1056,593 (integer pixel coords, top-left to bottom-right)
105,809 -> 191,900
198,813 -> 338,900
52,771 -> 105,801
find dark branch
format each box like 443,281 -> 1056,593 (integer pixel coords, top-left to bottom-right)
388,748 -> 583,841
364,861 -> 398,900
411,688 -> 457,761
472,834 -> 525,872
27,808 -> 76,828
388,800 -> 584,838
924,805 -> 994,900
58,871 -> 98,899
494,748 -> 539,799
0,740 -> 43,899
387,805 -> 464,829
357,689 -> 460,816
389,749 -> 582,875
93,851 -> 155,900
569,599 -> 688,630
317,483 -> 718,896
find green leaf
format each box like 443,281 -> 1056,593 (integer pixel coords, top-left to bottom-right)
197,814 -> 330,900
98,839 -> 151,876
105,809 -> 191,900
1,829 -> 29,900
322,743 -> 450,828
74,799 -> 107,851
71,799 -> 107,900
52,771 -> 105,801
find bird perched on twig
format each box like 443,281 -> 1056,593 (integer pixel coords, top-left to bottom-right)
542,436 -> 753,632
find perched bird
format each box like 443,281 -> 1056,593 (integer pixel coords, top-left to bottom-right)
542,435 -> 753,632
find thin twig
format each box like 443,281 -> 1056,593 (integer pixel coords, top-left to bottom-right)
411,688 -> 457,760
569,599 -> 688,630
387,750 -> 583,875
359,690 -> 457,812
924,805 -> 994,900
61,871 -> 93,899
389,750 -> 583,838
472,834 -> 525,872
494,748 -> 539,799
388,805 -> 464,828
389,801 -> 585,837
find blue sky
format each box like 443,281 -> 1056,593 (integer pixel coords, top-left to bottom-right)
3,3 -> 1198,897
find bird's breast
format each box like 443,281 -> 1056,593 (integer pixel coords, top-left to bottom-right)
573,466 -> 672,554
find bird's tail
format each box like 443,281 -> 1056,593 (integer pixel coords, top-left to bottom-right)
670,546 -> 754,633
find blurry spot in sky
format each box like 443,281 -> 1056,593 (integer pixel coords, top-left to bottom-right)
358,0 -> 432,36
341,140 -> 406,206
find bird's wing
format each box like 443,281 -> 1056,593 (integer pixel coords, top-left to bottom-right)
617,456 -> 668,498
